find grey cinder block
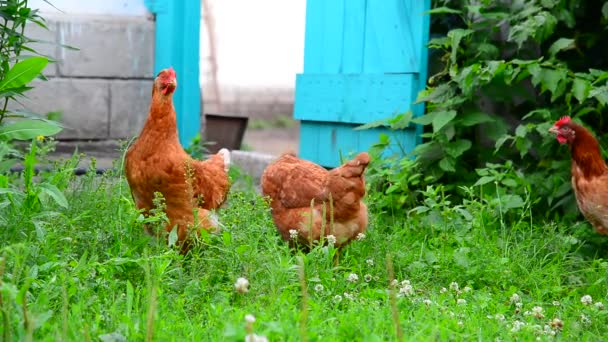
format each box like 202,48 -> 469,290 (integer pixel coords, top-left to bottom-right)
56,17 -> 155,78
21,78 -> 110,139
109,79 -> 152,139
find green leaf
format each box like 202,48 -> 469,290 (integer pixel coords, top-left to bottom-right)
355,117 -> 389,130
38,183 -> 68,208
445,139 -> 472,158
494,135 -> 512,152
590,86 -> 608,106
459,111 -> 494,126
603,2 -> 608,20
447,29 -> 474,64
0,119 -> 62,140
0,57 -> 48,91
411,112 -> 436,126
572,78 -> 590,103
416,83 -> 454,104
426,7 -> 461,14
222,231 -> 232,246
168,225 -> 178,247
501,194 -> 525,210
438,157 -> 456,172
548,38 -> 575,57
0,187 -> 20,195
432,110 -> 457,133
515,125 -> 528,138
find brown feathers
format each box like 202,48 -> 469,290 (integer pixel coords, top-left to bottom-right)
549,117 -> 608,234
125,68 -> 231,252
261,152 -> 370,247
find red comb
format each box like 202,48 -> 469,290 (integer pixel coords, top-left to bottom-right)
555,116 -> 571,127
167,67 -> 176,79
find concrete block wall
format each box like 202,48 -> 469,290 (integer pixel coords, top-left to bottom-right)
18,15 -> 155,140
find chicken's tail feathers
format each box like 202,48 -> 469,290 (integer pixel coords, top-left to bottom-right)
333,151 -> 371,178
352,152 -> 371,167
218,148 -> 231,172
280,150 -> 297,157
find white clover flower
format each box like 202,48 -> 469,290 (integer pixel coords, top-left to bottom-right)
366,258 -> 374,267
440,287 -> 448,294
364,274 -> 372,282
494,314 -> 506,321
543,325 -> 556,336
326,234 -> 337,246
333,294 -> 343,303
457,320 -> 464,326
552,300 -> 560,306
245,333 -> 269,342
511,320 -> 525,333
523,311 -> 532,316
289,229 -> 298,240
594,301 -> 605,310
456,298 -> 467,305
580,314 -> 591,325
550,318 -> 563,330
581,294 -> 593,305
401,280 -> 411,287
390,279 -> 399,287
314,284 -> 324,292
449,282 -> 459,292
399,284 -> 414,297
515,302 -> 523,309
463,286 -> 472,293
234,277 -> 249,293
510,293 -> 521,303
245,314 -> 256,324
347,273 -> 359,283
356,233 -> 366,241
423,299 -> 432,307
531,306 -> 544,319
344,292 -> 355,300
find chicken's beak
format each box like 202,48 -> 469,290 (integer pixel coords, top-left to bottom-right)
548,126 -> 559,135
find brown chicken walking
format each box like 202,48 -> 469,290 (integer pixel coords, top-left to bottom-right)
125,67 -> 231,252
549,116 -> 608,235
261,152 -> 370,249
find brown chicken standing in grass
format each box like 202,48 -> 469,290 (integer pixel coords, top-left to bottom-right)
261,152 -> 370,249
549,116 -> 608,235
125,67 -> 231,251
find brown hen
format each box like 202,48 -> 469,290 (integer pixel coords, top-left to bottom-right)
261,152 -> 370,248
549,116 -> 608,234
125,67 -> 231,251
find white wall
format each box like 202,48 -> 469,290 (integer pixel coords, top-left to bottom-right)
31,0 -> 306,90
201,0 -> 306,88
29,0 -> 148,16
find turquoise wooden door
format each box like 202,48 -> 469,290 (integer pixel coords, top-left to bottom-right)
294,0 -> 431,167
145,0 -> 201,148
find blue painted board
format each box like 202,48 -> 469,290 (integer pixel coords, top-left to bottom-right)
299,121 -> 418,167
144,0 -> 201,148
294,73 -> 417,124
295,0 -> 431,167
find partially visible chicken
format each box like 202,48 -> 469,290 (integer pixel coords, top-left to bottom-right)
125,67 -> 231,251
549,115 -> 608,235
261,152 -> 370,248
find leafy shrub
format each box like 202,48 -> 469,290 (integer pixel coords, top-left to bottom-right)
0,1 -> 64,211
366,0 -> 608,219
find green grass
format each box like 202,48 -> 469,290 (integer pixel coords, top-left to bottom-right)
0,157 -> 607,341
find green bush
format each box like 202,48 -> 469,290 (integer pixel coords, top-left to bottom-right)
366,0 -> 608,219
